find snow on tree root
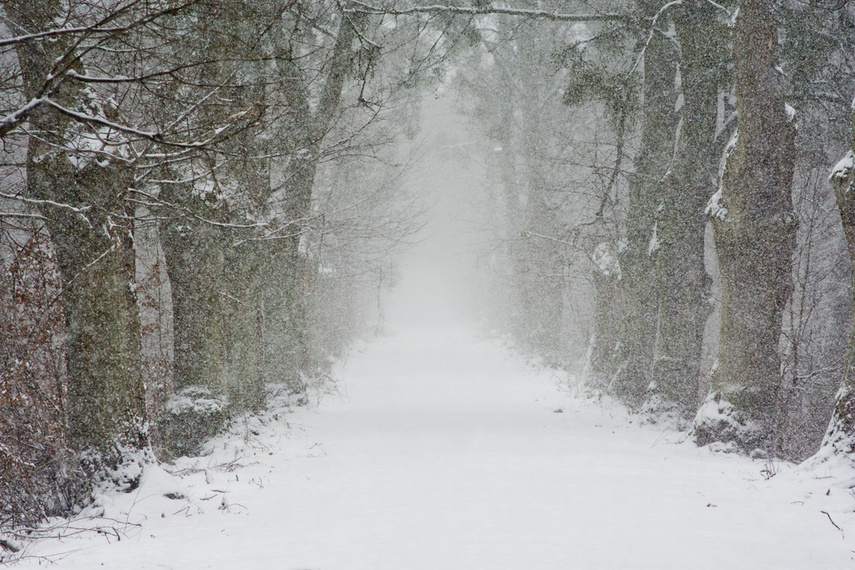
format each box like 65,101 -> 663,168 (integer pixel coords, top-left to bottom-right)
692,394 -> 769,457
161,387 -> 227,458
814,387 -> 855,461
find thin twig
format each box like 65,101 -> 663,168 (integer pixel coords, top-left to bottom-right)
821,510 -> 844,536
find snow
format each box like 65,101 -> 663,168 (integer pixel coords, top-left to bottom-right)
830,149 -> 855,190
647,221 -> 659,256
785,102 -> 797,124
692,394 -> 766,455
706,188 -> 728,221
8,315 -> 855,568
8,96 -> 855,570
164,387 -> 225,416
592,242 -> 621,279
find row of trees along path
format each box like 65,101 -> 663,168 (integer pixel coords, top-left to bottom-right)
13,93 -> 855,560
3,0 -> 855,543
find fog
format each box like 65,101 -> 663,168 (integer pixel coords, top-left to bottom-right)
384,95 -> 488,329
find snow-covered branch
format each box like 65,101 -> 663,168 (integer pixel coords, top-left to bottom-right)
42,98 -> 246,150
0,23 -> 141,48
628,0 -> 683,75
0,0 -> 202,48
343,1 -> 624,22
0,0 -> 204,140
128,189 -> 269,231
0,98 -> 46,138
0,191 -> 92,217
0,212 -> 48,221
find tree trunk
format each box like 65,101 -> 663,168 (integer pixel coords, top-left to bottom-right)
648,2 -> 722,419
269,6 -> 369,380
612,0 -> 678,406
588,248 -> 622,387
818,105 -> 855,456
5,0 -> 146,454
159,188 -> 227,393
694,0 -> 796,454
157,0 -> 273,416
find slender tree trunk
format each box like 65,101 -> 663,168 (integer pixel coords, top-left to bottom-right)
694,0 -> 796,453
5,0 -> 146,454
271,6 -> 369,380
588,253 -> 622,387
612,0 -> 678,406
648,2 -> 722,418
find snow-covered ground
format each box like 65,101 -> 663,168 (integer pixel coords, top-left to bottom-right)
8,99 -> 855,568
9,319 -> 855,569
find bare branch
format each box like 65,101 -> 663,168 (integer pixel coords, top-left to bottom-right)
0,211 -> 47,220
128,189 -> 268,230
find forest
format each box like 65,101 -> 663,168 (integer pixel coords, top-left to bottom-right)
2,0 -> 855,546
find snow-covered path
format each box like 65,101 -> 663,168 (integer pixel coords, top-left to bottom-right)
16,322 -> 855,569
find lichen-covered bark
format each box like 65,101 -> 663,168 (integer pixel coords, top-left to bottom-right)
820,109 -> 855,456
612,0 -> 678,406
154,2 -> 250,445
695,0 -> 796,453
159,186 -> 227,394
588,264 -> 622,387
648,2 -> 722,418
5,0 -> 146,453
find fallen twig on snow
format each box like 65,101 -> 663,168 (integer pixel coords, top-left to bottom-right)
821,510 -> 844,537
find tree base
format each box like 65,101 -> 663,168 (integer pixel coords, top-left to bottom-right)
692,392 -> 770,454
816,387 -> 855,458
161,387 -> 227,458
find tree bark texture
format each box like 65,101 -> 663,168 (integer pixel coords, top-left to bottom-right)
158,190 -> 227,393
612,0 -> 678,406
820,105 -> 855,456
695,0 -> 796,453
649,2 -> 722,418
156,0 -> 279,412
5,0 -> 146,452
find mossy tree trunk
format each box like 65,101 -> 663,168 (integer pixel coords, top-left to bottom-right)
159,185 -> 227,394
5,0 -> 146,454
648,2 -> 724,419
154,1 -> 265,451
694,0 -> 796,454
819,105 -> 855,456
612,0 -> 678,406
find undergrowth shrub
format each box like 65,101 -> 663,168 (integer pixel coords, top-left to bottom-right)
0,232 -> 88,529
